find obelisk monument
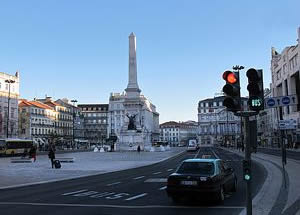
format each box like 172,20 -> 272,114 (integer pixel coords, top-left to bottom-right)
125,32 -> 141,98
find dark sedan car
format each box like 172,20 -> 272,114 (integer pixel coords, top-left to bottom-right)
166,158 -> 237,203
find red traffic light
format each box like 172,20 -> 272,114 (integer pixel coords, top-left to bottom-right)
223,71 -> 237,84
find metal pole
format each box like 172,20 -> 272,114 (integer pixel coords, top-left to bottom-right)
226,109 -> 228,146
245,116 -> 252,215
6,83 -> 11,138
281,130 -> 287,188
6,81 -> 14,138
71,100 -> 77,149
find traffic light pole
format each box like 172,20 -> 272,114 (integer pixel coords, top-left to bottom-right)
236,111 -> 257,215
244,115 -> 252,215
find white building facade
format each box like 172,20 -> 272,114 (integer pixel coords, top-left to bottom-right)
198,96 -> 248,145
160,121 -> 198,146
270,27 -> 300,146
0,71 -> 20,138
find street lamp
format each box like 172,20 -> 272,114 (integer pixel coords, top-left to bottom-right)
5,79 -> 15,138
71,99 -> 78,149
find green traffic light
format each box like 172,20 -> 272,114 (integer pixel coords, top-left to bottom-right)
244,174 -> 251,180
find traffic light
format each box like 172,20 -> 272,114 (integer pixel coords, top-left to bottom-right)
246,68 -> 264,111
222,71 -> 241,112
243,160 -> 251,181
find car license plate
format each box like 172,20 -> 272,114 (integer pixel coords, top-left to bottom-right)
181,181 -> 197,186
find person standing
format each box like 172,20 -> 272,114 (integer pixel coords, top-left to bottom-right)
137,145 -> 141,153
48,145 -> 56,168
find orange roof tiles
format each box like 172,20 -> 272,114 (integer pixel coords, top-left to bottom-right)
29,101 -> 54,110
18,99 -> 54,110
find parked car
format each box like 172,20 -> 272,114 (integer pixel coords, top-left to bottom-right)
166,158 -> 237,203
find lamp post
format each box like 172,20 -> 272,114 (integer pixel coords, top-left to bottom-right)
5,79 -> 15,138
71,99 -> 78,149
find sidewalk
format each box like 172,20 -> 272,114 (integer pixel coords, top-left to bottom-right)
258,146 -> 300,152
0,147 -> 185,190
221,147 -> 300,215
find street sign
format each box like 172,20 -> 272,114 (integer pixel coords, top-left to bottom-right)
265,95 -> 298,109
278,119 -> 297,130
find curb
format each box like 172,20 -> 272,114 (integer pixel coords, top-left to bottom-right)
0,149 -> 186,191
220,147 -> 283,215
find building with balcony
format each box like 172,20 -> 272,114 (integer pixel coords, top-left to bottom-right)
18,99 -> 56,150
197,96 -> 248,145
270,27 -> 300,146
78,104 -> 109,146
37,97 -> 73,148
159,121 -> 198,146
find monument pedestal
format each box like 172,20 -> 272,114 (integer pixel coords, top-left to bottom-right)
119,130 -> 143,151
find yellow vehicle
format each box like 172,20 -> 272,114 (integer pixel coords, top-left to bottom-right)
0,139 -> 33,156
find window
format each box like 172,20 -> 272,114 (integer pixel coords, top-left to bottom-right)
276,69 -> 281,80
283,64 -> 286,74
177,162 -> 215,175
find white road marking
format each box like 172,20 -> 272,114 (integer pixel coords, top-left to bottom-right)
106,193 -> 130,200
159,186 -> 167,190
194,148 -> 201,158
90,192 -> 115,198
0,201 -> 245,209
133,176 -> 145,180
145,178 -> 167,183
167,169 -> 173,172
73,191 -> 98,197
124,193 -> 148,201
62,190 -> 88,196
210,148 -> 220,159
106,182 -> 121,186
153,172 -> 162,175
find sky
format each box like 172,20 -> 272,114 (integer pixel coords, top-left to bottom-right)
0,0 -> 299,123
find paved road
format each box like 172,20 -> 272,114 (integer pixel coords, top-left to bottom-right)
258,148 -> 300,160
0,147 -> 267,215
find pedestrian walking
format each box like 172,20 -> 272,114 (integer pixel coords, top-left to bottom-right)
48,145 -> 56,168
29,145 -> 37,162
137,145 -> 141,153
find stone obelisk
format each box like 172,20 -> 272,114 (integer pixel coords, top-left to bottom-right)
125,32 -> 141,98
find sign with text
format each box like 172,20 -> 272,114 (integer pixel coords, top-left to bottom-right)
265,95 -> 298,109
278,119 -> 297,130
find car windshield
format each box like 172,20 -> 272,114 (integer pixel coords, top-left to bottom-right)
177,162 -> 215,175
